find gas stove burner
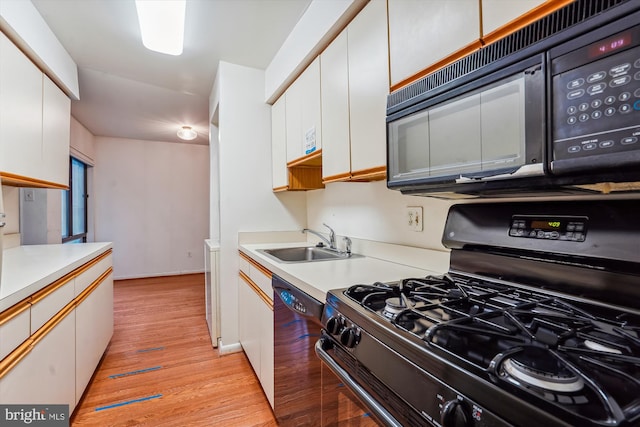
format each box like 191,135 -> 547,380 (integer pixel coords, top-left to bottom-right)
383,297 -> 409,318
502,348 -> 584,393
584,339 -> 623,354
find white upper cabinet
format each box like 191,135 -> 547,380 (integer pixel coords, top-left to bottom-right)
388,0 -> 480,87
482,0 -> 547,36
42,75 -> 71,186
321,0 -> 389,182
0,32 -> 43,181
286,58 -> 321,163
347,0 -> 388,177
0,32 -> 70,188
320,31 -> 351,180
271,96 -> 288,189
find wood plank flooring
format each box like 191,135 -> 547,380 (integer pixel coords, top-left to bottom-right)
71,273 -> 277,427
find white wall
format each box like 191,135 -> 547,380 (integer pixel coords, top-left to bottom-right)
93,137 -> 209,280
306,180 -> 454,251
214,61 -> 306,350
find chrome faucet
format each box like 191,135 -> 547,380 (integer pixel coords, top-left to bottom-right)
302,223 -> 336,250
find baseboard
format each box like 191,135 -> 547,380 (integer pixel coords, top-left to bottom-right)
114,269 -> 205,281
218,340 -> 243,355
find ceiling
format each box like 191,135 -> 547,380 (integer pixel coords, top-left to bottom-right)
31,0 -> 312,145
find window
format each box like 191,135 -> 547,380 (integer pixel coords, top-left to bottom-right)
62,157 -> 88,243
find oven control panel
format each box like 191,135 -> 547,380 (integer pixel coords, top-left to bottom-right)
509,215 -> 588,242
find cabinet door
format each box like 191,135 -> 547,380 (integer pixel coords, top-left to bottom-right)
286,58 -> 321,162
482,0 -> 546,36
388,0 -> 480,86
0,311 -> 76,410
75,273 -> 114,405
259,298 -> 274,408
299,57 -> 322,157
0,32 -> 43,179
285,78 -> 303,162
238,276 -> 261,376
348,0 -> 389,175
42,75 -> 71,186
271,96 -> 288,189
321,31 -> 351,181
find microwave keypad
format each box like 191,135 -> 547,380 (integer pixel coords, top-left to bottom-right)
552,45 -> 640,161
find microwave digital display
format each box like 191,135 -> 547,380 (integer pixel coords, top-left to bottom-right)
588,32 -> 632,58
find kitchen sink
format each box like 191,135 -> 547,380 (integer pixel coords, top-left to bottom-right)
258,246 -> 360,263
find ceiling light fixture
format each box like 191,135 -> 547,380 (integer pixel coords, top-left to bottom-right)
135,0 -> 186,55
177,126 -> 197,141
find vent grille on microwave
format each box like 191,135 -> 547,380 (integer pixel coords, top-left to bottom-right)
387,0 -> 631,110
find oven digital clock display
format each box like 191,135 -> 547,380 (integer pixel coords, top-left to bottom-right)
530,220 -> 561,230
509,216 -> 588,242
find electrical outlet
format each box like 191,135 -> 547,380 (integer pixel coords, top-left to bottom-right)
24,189 -> 35,202
406,206 -> 423,231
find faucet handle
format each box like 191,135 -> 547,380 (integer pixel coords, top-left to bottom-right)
322,223 -> 336,248
343,237 -> 352,255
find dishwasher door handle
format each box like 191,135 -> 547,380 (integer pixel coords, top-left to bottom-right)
315,338 -> 403,427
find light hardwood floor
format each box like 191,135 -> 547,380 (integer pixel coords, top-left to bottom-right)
71,273 -> 277,426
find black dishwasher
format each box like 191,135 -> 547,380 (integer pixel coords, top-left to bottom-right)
272,274 -> 324,425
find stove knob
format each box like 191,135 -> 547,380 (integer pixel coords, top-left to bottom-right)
441,400 -> 471,427
326,316 -> 344,335
340,327 -> 360,348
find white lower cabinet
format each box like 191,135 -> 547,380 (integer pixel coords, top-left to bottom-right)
75,272 -> 114,405
0,311 -> 76,408
238,260 -> 274,408
0,249 -> 113,412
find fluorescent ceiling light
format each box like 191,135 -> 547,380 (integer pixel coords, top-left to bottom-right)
177,126 -> 197,140
135,0 -> 186,55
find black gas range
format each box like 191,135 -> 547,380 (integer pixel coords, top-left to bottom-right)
316,200 -> 640,427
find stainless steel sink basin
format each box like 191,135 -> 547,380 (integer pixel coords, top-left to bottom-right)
258,246 -> 360,263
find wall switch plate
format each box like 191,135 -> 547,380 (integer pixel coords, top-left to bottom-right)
407,206 -> 423,231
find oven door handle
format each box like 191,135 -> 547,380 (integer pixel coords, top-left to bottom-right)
315,338 -> 403,427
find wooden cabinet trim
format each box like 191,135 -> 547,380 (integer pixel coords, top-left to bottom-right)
350,166 -> 386,181
30,249 -> 113,305
390,1 -> 571,92
390,40 -> 483,92
239,251 -> 272,279
272,185 -> 289,192
0,300 -> 30,327
322,172 -> 352,184
0,172 -> 68,190
0,339 -> 35,380
481,0 -> 574,47
75,268 -> 113,306
287,149 -> 323,168
239,271 -> 274,310
0,251 -> 113,379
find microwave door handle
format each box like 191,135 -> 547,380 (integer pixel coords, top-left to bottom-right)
315,338 -> 403,427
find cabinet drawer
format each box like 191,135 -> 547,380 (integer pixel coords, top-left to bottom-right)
75,254 -> 112,296
0,303 -> 31,360
31,279 -> 75,334
249,264 -> 272,300
239,256 -> 251,276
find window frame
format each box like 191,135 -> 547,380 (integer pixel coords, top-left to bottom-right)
62,157 -> 88,243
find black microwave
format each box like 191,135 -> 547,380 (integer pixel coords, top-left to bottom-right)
386,0 -> 640,196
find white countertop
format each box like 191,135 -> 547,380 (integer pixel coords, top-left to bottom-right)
1,242 -> 113,311
239,242 -> 441,302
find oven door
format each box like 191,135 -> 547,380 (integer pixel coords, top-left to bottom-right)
315,336 -> 399,427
